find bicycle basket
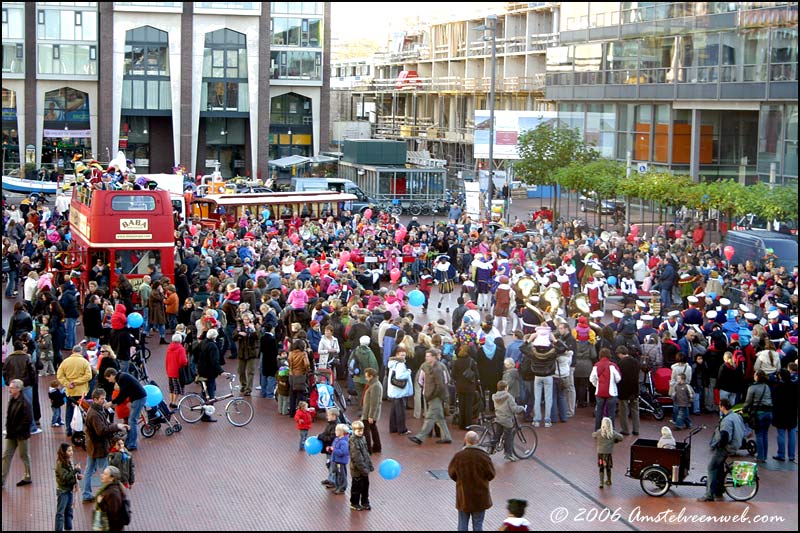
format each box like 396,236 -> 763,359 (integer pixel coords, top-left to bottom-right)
731,461 -> 757,486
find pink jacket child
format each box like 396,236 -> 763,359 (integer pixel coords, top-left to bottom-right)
287,288 -> 309,310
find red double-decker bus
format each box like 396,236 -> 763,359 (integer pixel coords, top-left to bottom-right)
64,184 -> 175,293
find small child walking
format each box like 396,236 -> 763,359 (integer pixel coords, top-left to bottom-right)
671,373 -> 694,430
107,436 -> 135,489
499,499 -> 530,531
49,380 -> 66,427
348,420 -> 374,511
39,325 -> 55,376
317,407 -> 340,488
329,423 -> 350,495
276,368 -> 290,416
591,416 -> 623,488
294,401 -> 314,451
54,443 -> 82,532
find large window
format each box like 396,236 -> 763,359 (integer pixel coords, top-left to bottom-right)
2,6 -> 24,39
270,93 -> 312,125
115,250 -> 161,276
38,44 -> 96,76
201,29 -> 249,113
770,27 -> 797,82
785,105 -> 798,179
271,17 -> 321,47
37,8 -> 97,41
271,2 -> 322,15
121,26 -> 171,112
270,50 -> 322,80
42,87 -> 92,167
2,88 -> 20,170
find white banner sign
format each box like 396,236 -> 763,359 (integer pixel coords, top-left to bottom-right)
464,181 -> 482,221
44,129 -> 91,138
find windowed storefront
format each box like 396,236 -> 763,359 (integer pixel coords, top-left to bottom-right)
2,88 -> 20,172
42,87 -> 91,171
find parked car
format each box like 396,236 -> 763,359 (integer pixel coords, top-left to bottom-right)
578,192 -> 625,214
724,230 -> 798,271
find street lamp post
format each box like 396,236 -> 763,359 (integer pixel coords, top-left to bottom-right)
478,14 -> 498,220
288,129 -> 293,156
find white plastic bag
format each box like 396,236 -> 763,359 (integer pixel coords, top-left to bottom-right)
71,405 -> 84,433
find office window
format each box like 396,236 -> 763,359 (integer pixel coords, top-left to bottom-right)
202,28 -> 248,113
1,7 -> 23,39
122,26 -> 171,111
269,50 -> 322,80
38,9 -> 97,41
38,44 -> 97,75
2,44 -> 24,74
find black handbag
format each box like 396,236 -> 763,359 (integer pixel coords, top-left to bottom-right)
178,364 -> 196,386
390,369 -> 408,389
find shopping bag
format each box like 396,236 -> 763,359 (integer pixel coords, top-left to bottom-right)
70,405 -> 84,433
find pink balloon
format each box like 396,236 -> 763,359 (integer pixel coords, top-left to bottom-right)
189,225 -> 198,236
390,268 -> 401,283
364,208 -> 373,220
630,224 -> 639,236
290,233 -> 300,244
226,230 -> 235,240
340,251 -> 351,265
309,262 -> 320,275
724,245 -> 735,261
674,229 -> 683,238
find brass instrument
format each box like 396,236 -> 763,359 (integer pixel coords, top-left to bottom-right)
514,276 -> 539,303
538,285 -> 564,318
567,293 -> 591,318
600,231 -> 611,242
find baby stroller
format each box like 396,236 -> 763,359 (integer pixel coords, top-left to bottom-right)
638,366 -> 672,420
309,367 -> 349,425
140,400 -> 183,438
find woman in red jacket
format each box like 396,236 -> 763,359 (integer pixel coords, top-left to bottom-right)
165,333 -> 188,408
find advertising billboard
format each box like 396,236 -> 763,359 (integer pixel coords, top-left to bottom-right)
473,110 -> 557,159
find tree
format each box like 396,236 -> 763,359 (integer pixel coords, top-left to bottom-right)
516,124 -> 599,186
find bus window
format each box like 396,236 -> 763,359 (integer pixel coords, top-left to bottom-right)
281,204 -> 294,219
111,195 -> 156,211
321,202 -> 333,217
301,203 -> 312,218
115,250 -> 161,276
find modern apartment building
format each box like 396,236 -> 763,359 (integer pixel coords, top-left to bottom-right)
2,1 -> 331,179
331,2 -> 558,174
332,2 -> 797,185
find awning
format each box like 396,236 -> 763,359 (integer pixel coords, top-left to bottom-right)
267,155 -> 311,168
308,155 -> 338,163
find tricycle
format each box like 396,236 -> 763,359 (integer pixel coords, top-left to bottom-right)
626,426 -> 759,501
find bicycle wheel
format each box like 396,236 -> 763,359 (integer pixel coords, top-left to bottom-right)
226,398 -> 254,427
723,467 -> 759,501
640,466 -> 671,497
409,203 -> 423,216
512,424 -> 538,459
177,393 -> 205,423
390,204 -> 403,217
465,425 -> 494,454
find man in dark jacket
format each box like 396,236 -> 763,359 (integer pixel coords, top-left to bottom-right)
658,257 -> 677,309
448,430 -> 496,531
109,304 -> 133,373
616,347 -> 640,435
195,329 -> 225,420
82,387 -> 128,501
59,281 -> 80,349
104,369 -> 147,450
1,379 -> 34,488
260,327 -> 279,399
2,339 -> 40,435
83,294 -> 104,343
452,297 -> 468,333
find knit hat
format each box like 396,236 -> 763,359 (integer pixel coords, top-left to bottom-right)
227,288 -> 241,303
360,335 -> 371,346
310,320 -> 319,327
577,316 -> 589,327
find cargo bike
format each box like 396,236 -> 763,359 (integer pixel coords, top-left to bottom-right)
626,426 -> 759,501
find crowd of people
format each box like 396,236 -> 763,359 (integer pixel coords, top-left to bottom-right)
2,186 -> 798,529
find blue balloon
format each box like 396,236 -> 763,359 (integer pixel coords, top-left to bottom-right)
212,310 -> 219,320
708,292 -> 717,300
408,290 -> 425,307
304,436 -> 323,455
144,384 -> 163,408
30,329 -> 36,340
379,458 -> 402,480
607,276 -> 617,287
127,312 -> 143,329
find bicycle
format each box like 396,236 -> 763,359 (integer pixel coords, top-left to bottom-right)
466,411 -> 538,460
177,373 -> 254,427
127,348 -> 150,384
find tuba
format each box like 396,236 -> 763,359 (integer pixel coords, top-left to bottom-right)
514,276 -> 539,303
568,293 -> 591,318
538,285 -> 564,318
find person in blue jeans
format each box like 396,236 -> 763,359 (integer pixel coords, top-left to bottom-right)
54,443 -> 82,531
82,388 -> 128,501
743,371 -> 773,462
771,369 -> 797,463
104,368 -> 147,451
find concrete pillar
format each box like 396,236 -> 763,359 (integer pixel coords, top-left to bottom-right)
689,108 -> 701,183
97,3 -> 113,161
179,2 -> 193,170
24,6 -> 36,166
256,2 -> 271,179
319,2 -> 332,152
